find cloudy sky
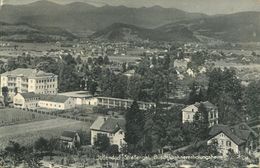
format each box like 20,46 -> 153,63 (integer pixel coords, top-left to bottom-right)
2,0 -> 260,15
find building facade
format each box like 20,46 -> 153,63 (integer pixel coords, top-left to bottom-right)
207,123 -> 258,157
97,97 -> 155,110
13,92 -> 75,110
1,68 -> 58,99
13,92 -> 40,109
58,91 -> 98,106
90,116 -> 126,151
182,101 -> 218,127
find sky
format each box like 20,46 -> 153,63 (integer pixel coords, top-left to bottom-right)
2,0 -> 260,15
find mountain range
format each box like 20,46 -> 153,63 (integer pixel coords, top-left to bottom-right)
90,23 -> 197,42
1,0 -> 260,42
0,0 -> 206,33
0,22 -> 77,42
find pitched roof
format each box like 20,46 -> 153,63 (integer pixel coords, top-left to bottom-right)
209,123 -> 258,146
90,116 -> 105,130
100,117 -> 125,133
90,116 -> 125,133
40,95 -> 70,103
20,92 -> 40,99
182,103 -> 199,112
1,68 -> 55,78
60,131 -> 77,142
182,101 -> 216,112
200,101 -> 216,109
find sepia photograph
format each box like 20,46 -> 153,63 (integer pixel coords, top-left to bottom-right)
0,0 -> 260,167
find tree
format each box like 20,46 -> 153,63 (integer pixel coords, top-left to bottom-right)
96,56 -> 104,65
94,134 -> 110,152
5,141 -> 25,167
2,87 -> 9,106
207,68 -> 243,124
244,81 -> 260,118
76,55 -> 82,64
89,80 -> 98,96
193,104 -> 209,141
112,75 -> 128,98
34,137 -> 49,154
125,101 -> 145,153
188,82 -> 200,104
107,145 -> 119,155
103,56 -> 110,65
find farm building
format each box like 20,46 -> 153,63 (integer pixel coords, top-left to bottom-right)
13,92 -> 75,110
60,131 -> 81,148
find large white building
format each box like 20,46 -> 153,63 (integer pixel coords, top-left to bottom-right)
1,68 -> 58,98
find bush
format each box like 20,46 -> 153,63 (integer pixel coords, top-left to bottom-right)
93,106 -> 109,115
107,145 -> 119,155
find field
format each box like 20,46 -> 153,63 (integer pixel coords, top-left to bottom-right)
0,118 -> 92,149
0,108 -> 50,126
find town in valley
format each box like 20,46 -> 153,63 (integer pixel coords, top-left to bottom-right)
0,0 -> 260,167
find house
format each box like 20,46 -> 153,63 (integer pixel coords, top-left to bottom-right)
174,59 -> 188,72
13,92 -> 40,109
207,123 -> 258,157
60,131 -> 81,148
186,68 -> 195,77
123,69 -> 136,78
0,68 -> 58,99
182,101 -> 218,127
90,116 -> 126,151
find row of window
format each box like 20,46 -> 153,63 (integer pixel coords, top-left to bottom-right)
8,83 -> 16,87
35,85 -> 55,89
38,91 -> 56,94
39,102 -> 62,108
36,79 -> 56,83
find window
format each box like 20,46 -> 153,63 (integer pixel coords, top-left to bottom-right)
226,141 -> 231,147
187,115 -> 190,119
210,112 -> 214,118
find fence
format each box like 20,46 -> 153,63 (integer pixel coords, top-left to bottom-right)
19,107 -> 94,123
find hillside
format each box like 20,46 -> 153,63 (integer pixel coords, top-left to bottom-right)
0,22 -> 77,42
158,11 -> 260,42
0,0 -> 206,34
90,23 -> 198,42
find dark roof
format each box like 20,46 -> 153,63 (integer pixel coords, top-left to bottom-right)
209,123 -> 258,146
100,117 -> 125,133
201,101 -> 216,109
60,131 -> 77,141
91,116 -> 125,133
1,68 -> 55,77
41,95 -> 70,103
20,92 -> 40,99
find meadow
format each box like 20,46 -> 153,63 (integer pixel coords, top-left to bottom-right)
0,118 -> 91,149
0,108 -> 50,126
